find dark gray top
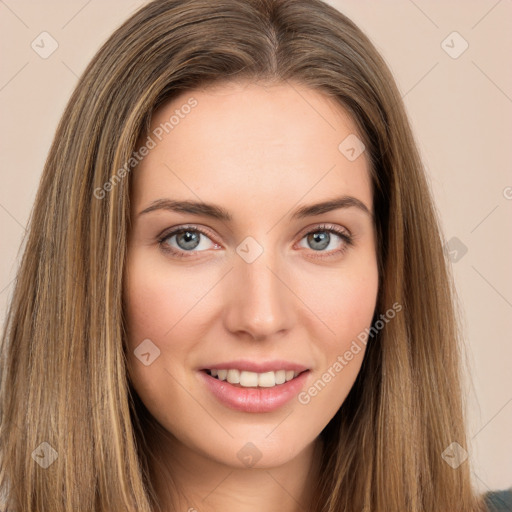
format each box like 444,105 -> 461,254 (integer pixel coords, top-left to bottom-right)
484,488 -> 512,511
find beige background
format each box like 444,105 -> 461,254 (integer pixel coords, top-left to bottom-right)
0,0 -> 511,495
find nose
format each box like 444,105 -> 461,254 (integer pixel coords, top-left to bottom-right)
222,249 -> 296,341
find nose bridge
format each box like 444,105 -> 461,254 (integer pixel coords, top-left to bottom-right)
223,237 -> 295,338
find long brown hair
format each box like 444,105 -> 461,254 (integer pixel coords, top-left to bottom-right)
0,0 -> 487,510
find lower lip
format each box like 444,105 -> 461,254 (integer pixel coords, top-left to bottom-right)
198,370 -> 310,413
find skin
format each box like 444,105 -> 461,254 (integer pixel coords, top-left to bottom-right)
123,80 -> 379,512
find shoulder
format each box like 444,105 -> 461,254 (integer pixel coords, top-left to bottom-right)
483,487 -> 512,511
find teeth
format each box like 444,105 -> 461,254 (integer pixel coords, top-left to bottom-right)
240,371 -> 259,387
208,368 -> 301,388
257,371 -> 276,387
275,370 -> 286,385
227,369 -> 240,384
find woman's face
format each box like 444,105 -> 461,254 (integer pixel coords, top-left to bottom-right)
124,80 -> 378,469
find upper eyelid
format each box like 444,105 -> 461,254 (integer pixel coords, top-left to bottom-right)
158,224 -> 216,242
296,223 -> 351,238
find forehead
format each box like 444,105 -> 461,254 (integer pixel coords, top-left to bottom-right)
131,80 -> 372,216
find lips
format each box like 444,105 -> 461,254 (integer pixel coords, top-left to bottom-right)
199,369 -> 309,413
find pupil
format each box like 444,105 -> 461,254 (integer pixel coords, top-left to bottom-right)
178,230 -> 200,250
309,231 -> 329,250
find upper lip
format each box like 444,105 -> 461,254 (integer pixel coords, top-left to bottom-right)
200,359 -> 309,373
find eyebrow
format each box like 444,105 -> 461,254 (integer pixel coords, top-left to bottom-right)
138,195 -> 373,221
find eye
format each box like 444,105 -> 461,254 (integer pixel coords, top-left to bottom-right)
296,224 -> 353,258
158,225 -> 220,258
157,223 -> 354,259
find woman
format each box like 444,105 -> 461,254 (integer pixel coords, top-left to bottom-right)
0,0 -> 508,510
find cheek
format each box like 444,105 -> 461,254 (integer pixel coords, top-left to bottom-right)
122,258 -> 192,415
295,268 -> 378,420
124,274 -> 171,342
295,254 -> 378,393
123,251 -> 215,389
325,276 -> 377,355
123,250 -> 202,344
297,255 -> 379,348
327,273 -> 378,340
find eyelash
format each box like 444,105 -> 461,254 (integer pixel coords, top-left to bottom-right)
157,223 -> 354,260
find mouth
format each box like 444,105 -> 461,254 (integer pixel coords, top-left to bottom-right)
202,368 -> 307,388
198,368 -> 311,413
